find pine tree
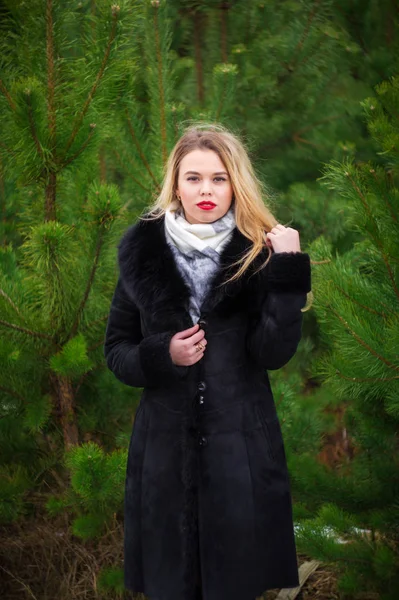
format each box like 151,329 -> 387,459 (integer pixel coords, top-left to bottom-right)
0,0 -> 141,527
294,76 -> 399,599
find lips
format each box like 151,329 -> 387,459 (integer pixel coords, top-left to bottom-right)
197,201 -> 216,209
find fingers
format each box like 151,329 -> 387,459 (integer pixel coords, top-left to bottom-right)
184,333 -> 207,356
268,224 -> 286,233
191,329 -> 207,345
184,331 -> 207,361
172,324 -> 208,366
189,349 -> 205,364
174,323 -> 200,339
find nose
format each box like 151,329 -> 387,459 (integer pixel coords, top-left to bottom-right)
200,180 -> 212,195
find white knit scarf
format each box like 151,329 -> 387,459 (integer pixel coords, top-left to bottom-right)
164,200 -> 236,255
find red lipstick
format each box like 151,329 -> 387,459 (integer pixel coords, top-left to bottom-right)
197,201 -> 216,210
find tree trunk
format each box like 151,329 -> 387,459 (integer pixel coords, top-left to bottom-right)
52,373 -> 79,449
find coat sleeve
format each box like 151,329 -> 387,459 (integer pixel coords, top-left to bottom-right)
246,251 -> 311,371
104,277 -> 188,388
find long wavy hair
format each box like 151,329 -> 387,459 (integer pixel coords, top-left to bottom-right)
140,122 -> 283,284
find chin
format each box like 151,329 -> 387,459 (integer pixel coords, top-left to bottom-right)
188,207 -> 229,224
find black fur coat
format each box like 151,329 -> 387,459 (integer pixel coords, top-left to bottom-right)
104,213 -> 311,600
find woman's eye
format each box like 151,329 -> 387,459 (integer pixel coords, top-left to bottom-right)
186,177 -> 226,182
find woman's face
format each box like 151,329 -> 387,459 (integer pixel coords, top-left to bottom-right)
175,149 -> 233,224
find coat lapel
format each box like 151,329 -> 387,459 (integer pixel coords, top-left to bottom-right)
117,214 -> 264,325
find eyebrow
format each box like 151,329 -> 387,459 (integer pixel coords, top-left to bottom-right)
183,170 -> 229,176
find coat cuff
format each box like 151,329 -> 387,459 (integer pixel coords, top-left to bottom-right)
266,251 -> 311,293
139,331 -> 188,383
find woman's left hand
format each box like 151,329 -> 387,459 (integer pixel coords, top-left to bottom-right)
265,224 -> 301,253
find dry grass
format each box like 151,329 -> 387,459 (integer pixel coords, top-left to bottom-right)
0,509 -> 127,600
1,512 -> 376,600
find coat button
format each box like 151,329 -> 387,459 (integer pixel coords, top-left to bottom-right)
198,395 -> 204,405
198,318 -> 207,328
199,435 -> 207,447
198,381 -> 207,392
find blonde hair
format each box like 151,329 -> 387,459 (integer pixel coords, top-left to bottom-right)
141,122 -> 279,283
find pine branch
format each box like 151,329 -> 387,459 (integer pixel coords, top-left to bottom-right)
67,227 -> 105,340
295,115 -> 346,139
335,369 -> 399,383
87,339 -> 104,353
0,319 -> 54,342
294,0 -> 321,56
171,104 -> 179,140
45,0 -> 57,223
215,68 -> 229,122
0,140 -> 17,158
370,168 -> 398,224
292,133 -> 326,150
124,109 -> 159,187
44,171 -> 56,221
80,314 -> 109,332
334,283 -> 391,320
276,1 -> 327,87
193,10 -> 205,104
0,160 -> 4,248
0,79 -> 16,112
346,171 -> 399,302
0,385 -> 25,403
112,147 -> 153,192
292,33 -> 329,73
327,303 -> 399,372
0,288 -> 26,320
64,5 -> 120,154
46,0 -> 56,153
152,1 -> 168,166
74,363 -> 102,396
60,124 -> 97,171
219,2 -> 230,63
26,93 -> 44,159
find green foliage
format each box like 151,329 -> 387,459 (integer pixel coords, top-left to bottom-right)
57,442 -> 127,539
210,63 -> 239,121
50,334 -> 93,378
23,393 -> 53,433
84,181 -> 124,229
0,465 -> 31,523
71,514 -> 106,540
20,222 -> 81,332
295,76 -> 399,598
46,494 -> 69,517
97,565 -> 125,594
296,502 -> 399,597
362,76 -> 399,160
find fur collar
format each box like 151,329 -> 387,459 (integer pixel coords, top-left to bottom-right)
117,214 -> 267,325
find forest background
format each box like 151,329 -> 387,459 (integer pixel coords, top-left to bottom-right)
0,0 -> 398,599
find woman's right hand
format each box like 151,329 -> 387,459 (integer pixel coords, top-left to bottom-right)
169,323 -> 207,366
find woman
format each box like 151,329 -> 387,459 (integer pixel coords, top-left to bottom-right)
104,123 -> 312,600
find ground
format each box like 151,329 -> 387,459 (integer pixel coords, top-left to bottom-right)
1,510 -> 379,600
